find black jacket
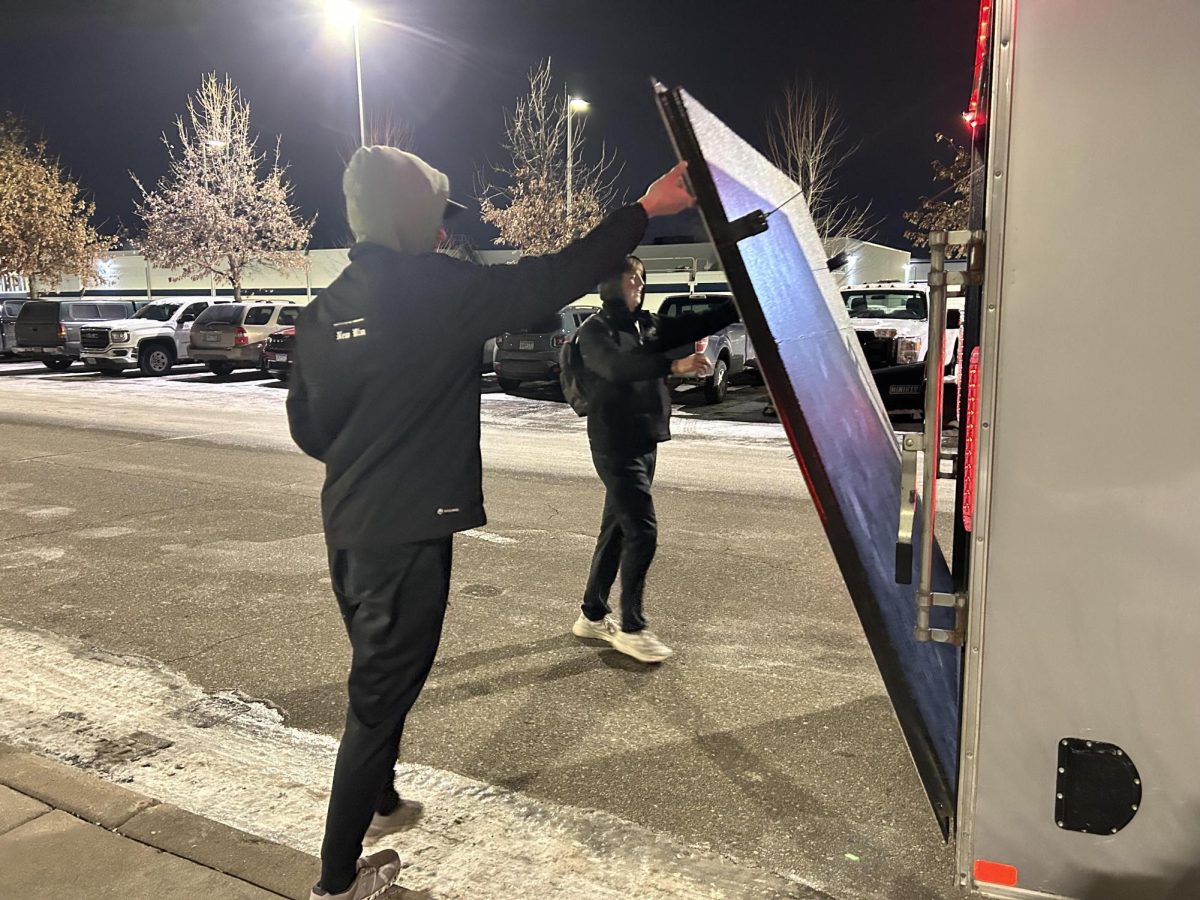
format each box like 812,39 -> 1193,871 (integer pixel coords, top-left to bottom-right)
577,298 -> 739,455
287,203 -> 648,549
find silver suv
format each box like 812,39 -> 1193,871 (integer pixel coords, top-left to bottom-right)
189,302 -> 302,376
493,303 -> 601,392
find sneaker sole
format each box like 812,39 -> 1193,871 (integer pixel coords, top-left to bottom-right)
572,621 -> 616,643
612,640 -> 673,664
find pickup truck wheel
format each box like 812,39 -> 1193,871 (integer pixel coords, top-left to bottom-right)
42,358 -> 73,371
496,377 -> 522,393
703,358 -> 729,404
139,343 -> 174,377
206,361 -> 236,377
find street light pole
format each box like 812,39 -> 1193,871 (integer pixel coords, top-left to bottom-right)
566,87 -> 573,221
353,17 -> 365,147
565,92 -> 589,224
327,0 -> 366,147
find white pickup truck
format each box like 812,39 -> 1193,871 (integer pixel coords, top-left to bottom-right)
842,281 -> 962,420
80,298 -> 230,376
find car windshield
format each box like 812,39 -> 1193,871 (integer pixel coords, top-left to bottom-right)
132,303 -> 181,321
197,304 -> 245,326
525,312 -> 566,334
842,290 -> 927,320
660,296 -> 729,318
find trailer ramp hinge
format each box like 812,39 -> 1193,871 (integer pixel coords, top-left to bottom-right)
915,592 -> 967,645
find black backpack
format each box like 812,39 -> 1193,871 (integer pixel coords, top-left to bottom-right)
559,329 -> 592,417
559,314 -> 610,417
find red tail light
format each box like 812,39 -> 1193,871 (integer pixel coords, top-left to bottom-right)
234,326 -> 248,347
552,334 -> 569,348
58,324 -> 67,341
695,336 -> 709,353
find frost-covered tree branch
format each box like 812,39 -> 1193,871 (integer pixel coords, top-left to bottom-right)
132,74 -> 313,300
476,58 -> 624,255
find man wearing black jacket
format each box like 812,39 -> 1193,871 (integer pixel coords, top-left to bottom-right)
574,256 -> 739,663
287,146 -> 694,900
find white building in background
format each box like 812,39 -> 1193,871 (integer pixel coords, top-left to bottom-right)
1,238 -> 912,305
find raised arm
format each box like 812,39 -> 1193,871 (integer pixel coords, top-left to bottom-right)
460,163 -> 695,340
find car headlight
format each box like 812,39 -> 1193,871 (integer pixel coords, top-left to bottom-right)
109,330 -> 130,343
896,336 -> 923,364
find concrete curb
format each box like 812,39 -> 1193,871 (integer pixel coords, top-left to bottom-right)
0,742 -> 315,899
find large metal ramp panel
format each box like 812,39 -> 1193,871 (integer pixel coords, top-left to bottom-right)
656,86 -> 961,833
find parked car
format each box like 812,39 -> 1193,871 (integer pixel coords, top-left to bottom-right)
260,326 -> 295,380
13,299 -> 136,370
1,298 -> 28,357
481,337 -> 497,375
493,303 -> 601,392
660,293 -> 754,404
189,302 -> 302,376
842,282 -> 961,421
80,298 -> 228,376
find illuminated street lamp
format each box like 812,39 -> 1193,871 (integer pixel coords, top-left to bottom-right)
565,92 -> 590,219
326,0 -> 366,147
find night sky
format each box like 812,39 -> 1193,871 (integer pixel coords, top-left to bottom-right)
1,0 -> 979,252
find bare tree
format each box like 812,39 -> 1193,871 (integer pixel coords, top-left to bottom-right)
767,79 -> 875,246
903,132 -> 974,257
0,115 -> 113,297
132,74 -> 313,301
476,58 -> 622,255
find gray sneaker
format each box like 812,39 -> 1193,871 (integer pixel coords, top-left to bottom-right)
572,612 -> 619,643
364,799 -> 424,845
612,629 -> 673,663
310,849 -> 402,900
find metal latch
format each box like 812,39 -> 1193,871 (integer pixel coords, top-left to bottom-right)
895,228 -> 985,645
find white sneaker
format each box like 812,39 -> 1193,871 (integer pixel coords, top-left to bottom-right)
363,799 -> 424,844
310,849 -> 402,900
572,612 -> 618,643
612,629 -> 673,663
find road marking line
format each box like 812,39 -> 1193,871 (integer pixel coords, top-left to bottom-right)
461,529 -> 518,545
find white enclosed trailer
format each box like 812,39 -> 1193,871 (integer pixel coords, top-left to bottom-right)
657,1 -> 1200,896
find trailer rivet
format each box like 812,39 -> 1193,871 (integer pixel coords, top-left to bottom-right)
971,646 -> 979,654
1056,793 -> 1063,799
987,305 -> 996,311
1134,779 -> 1141,785
976,536 -> 984,543
1058,767 -> 1066,774
1131,804 -> 1138,811
1057,821 -> 1064,827
1111,828 -> 1119,834
1086,741 -> 1093,747
982,422 -> 990,429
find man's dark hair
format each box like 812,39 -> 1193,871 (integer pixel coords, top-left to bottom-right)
600,255 -> 645,306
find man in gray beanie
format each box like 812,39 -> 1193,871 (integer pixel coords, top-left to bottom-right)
287,145 -> 693,900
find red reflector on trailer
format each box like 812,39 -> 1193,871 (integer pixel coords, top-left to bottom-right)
974,859 -> 1018,886
962,347 -> 982,532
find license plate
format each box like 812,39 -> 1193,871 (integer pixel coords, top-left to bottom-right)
204,332 -> 220,343
519,341 -> 535,351
275,353 -> 287,363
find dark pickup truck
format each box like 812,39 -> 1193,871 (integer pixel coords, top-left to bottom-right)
14,299 -> 136,369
